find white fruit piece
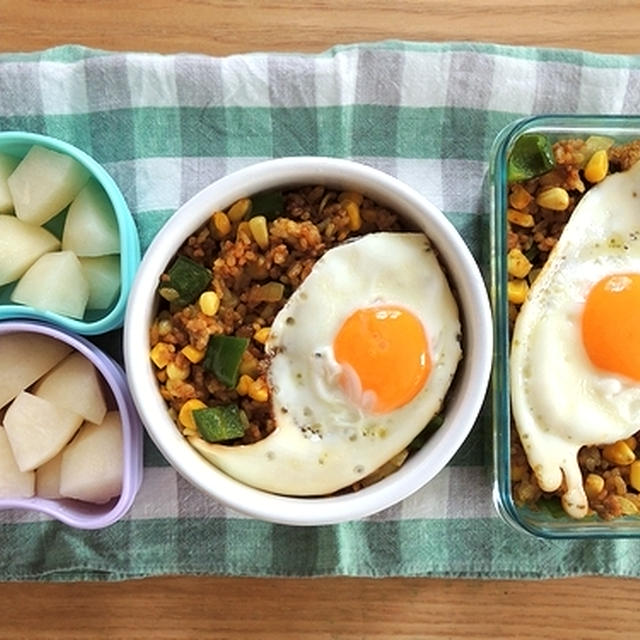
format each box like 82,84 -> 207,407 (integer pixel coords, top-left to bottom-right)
62,180 -> 119,257
0,428 -> 35,498
0,215 -> 61,286
0,153 -> 20,215
7,145 -> 90,226
35,451 -> 63,499
34,351 -> 107,425
0,332 -> 71,409
79,255 -> 121,309
11,250 -> 90,319
3,391 -> 83,472
60,411 -> 123,504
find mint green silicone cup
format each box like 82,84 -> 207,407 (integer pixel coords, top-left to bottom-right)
0,131 -> 140,335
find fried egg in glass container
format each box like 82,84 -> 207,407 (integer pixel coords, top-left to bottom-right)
510,160 -> 640,518
190,232 -> 462,495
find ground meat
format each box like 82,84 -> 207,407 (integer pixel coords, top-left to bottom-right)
269,218 -> 324,252
609,140 -> 640,171
150,185 -> 402,447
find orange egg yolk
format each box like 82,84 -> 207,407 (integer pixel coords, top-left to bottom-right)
582,273 -> 640,382
333,305 -> 431,414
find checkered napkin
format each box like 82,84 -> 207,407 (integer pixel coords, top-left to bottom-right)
2,42 -> 640,580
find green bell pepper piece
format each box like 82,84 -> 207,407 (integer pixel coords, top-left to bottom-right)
250,191 -> 284,220
203,335 -> 249,387
159,255 -> 211,307
507,133 -> 555,183
193,405 -> 246,442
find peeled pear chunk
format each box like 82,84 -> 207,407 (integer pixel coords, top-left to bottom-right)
0,215 -> 61,286
0,153 -> 20,215
60,411 -> 123,504
62,180 -> 119,257
0,332 -> 71,409
34,352 -> 107,425
0,428 -> 35,498
3,391 -> 83,472
11,250 -> 89,319
7,145 -> 90,226
35,451 -> 63,499
79,256 -> 121,309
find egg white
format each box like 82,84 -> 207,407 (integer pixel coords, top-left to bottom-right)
510,160 -> 640,518
191,232 -> 462,495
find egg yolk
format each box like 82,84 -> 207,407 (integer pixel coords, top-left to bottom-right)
333,305 -> 431,414
582,273 -> 640,382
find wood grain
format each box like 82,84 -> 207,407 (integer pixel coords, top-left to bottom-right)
0,575 -> 636,639
1,1 -> 639,638
0,0 -> 638,55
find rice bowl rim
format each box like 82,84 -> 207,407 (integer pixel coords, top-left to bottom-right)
123,156 -> 492,526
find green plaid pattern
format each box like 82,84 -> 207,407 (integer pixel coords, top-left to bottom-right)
2,42 -> 640,580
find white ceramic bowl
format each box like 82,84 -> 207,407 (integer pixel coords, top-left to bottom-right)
124,157 -> 492,526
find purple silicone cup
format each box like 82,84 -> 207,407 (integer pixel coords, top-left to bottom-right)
0,320 -> 143,529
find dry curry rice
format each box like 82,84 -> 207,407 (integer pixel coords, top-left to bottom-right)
149,185 -> 443,492
506,133 -> 640,519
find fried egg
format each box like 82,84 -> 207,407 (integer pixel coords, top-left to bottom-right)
510,160 -> 640,518
190,232 -> 462,495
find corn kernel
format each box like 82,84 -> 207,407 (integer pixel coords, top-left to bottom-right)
166,361 -> 190,381
248,377 -> 269,402
249,215 -> 269,250
507,208 -> 535,228
507,279 -> 529,304
626,436 -> 638,451
157,318 -> 172,336
603,440 -> 636,466
181,345 -> 205,364
150,342 -> 175,368
584,149 -> 609,184
238,351 -> 260,377
199,291 -> 220,316
236,374 -> 254,396
254,327 -> 271,344
178,399 -> 207,430
338,191 -> 364,206
236,221 -> 251,241
508,183 -> 533,210
584,473 -> 605,499
617,496 -> 639,515
535,187 -> 570,211
343,200 -> 361,231
211,211 -> 231,237
630,461 -> 640,492
158,287 -> 180,302
227,198 -> 252,222
507,248 -> 532,279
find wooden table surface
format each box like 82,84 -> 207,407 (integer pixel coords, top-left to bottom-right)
1,1 -> 639,638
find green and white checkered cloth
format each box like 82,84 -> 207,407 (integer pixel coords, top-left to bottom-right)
2,41 -> 640,580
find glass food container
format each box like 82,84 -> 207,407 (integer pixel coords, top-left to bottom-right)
490,114 -> 640,538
